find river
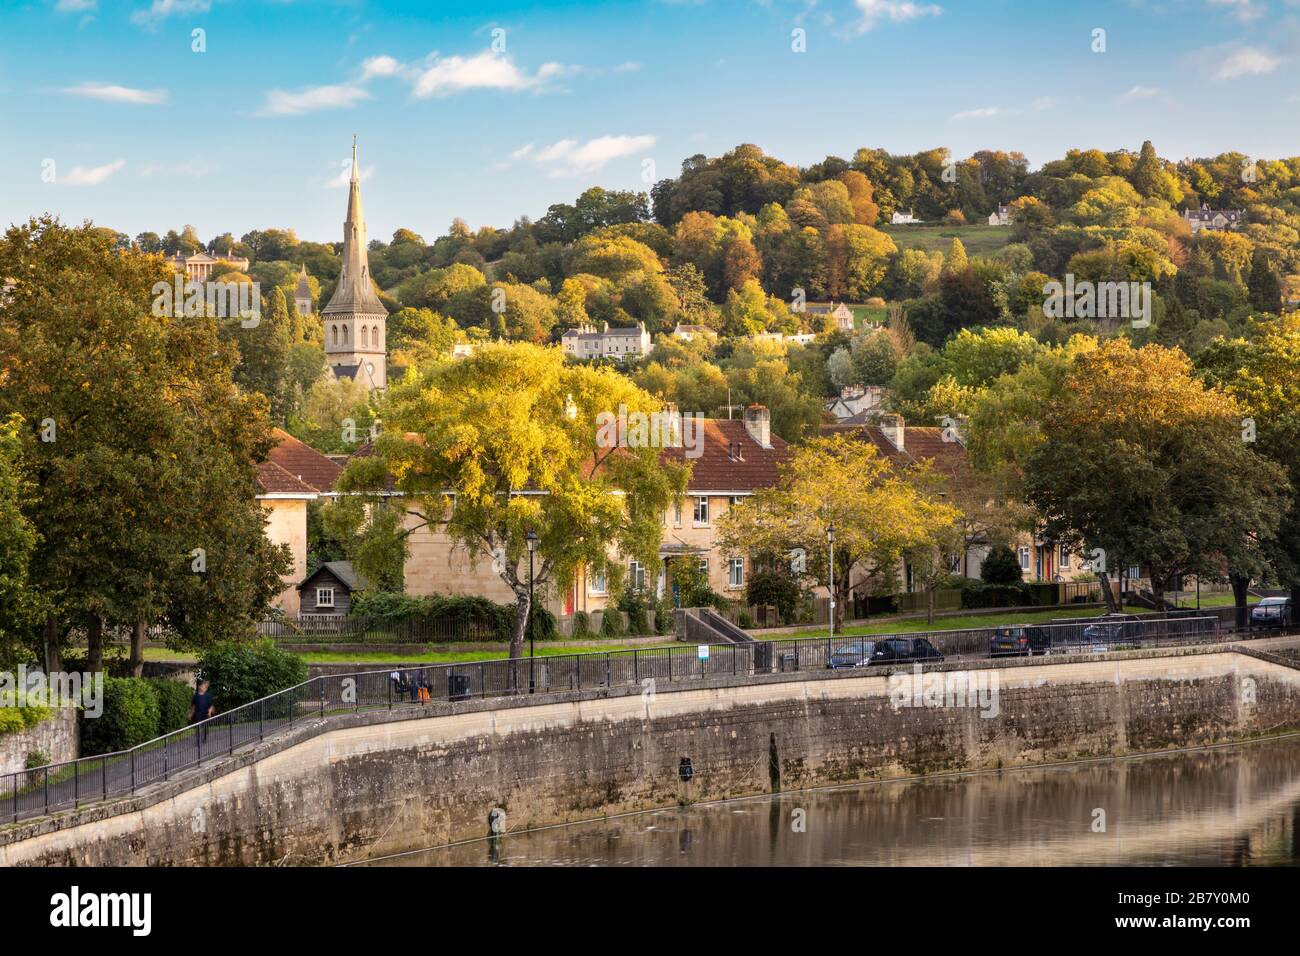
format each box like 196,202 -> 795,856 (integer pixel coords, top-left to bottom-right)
355,736 -> 1300,866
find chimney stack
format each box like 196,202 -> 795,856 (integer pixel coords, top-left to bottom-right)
744,404 -> 771,449
880,413 -> 905,451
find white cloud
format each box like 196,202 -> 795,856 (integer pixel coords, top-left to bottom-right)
510,134 -> 656,176
327,161 -> 374,188
257,83 -> 371,116
60,82 -> 167,105
55,0 -> 97,11
852,0 -> 942,34
131,0 -> 210,27
1214,46 -> 1283,79
62,159 -> 125,186
951,106 -> 1000,120
360,55 -> 404,80
1119,85 -> 1162,103
613,61 -> 643,73
411,51 -> 573,98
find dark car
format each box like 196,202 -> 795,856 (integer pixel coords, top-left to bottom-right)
827,640 -> 878,669
988,625 -> 1051,657
826,637 -> 944,668
870,637 -> 945,664
1250,597 -> 1291,627
1079,613 -> 1145,650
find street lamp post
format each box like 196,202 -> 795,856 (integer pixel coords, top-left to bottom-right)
827,524 -> 836,649
526,530 -> 539,694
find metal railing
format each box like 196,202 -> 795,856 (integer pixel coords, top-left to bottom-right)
257,614 -> 492,643
0,613 -> 1244,826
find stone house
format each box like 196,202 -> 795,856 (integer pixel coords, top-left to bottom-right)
561,321 -> 651,362
256,429 -> 343,616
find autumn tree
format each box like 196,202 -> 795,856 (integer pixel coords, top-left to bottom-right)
333,343 -> 687,671
1023,340 -> 1286,610
716,434 -> 957,628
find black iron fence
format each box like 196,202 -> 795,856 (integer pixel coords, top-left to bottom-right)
0,613 -> 1236,826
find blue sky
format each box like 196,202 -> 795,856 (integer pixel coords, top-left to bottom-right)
2,0 -> 1298,242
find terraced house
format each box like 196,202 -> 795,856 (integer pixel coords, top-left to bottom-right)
395,404 -> 790,618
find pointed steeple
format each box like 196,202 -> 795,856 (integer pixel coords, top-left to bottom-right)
323,135 -> 386,317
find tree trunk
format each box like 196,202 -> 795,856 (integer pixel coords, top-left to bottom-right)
1097,571 -> 1119,613
43,617 -> 62,674
1149,574 -> 1165,613
508,589 -> 531,694
1230,573 -> 1250,630
927,587 -> 935,625
86,615 -> 104,676
129,620 -> 148,678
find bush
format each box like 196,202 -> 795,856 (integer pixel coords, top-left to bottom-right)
737,611 -> 754,629
599,609 -> 624,637
527,603 -> 557,642
654,598 -> 676,636
80,677 -> 161,756
148,677 -> 195,735
349,591 -> 429,621
745,569 -> 801,622
197,640 -> 308,711
0,699 -> 52,736
981,545 -> 1024,585
25,750 -> 48,769
571,611 -> 593,638
617,589 -> 651,635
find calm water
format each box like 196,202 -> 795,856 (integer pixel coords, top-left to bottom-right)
357,737 -> 1300,866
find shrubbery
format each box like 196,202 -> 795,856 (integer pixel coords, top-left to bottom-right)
599,608 -> 624,637
980,545 -> 1024,585
0,700 -> 52,736
571,610 -> 593,638
80,677 -> 161,756
197,640 -> 308,711
148,677 -> 195,735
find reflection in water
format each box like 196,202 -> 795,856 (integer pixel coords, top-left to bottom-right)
359,737 -> 1300,867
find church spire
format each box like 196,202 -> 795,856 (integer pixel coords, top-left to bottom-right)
323,136 -> 385,317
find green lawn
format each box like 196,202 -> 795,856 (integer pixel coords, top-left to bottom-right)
882,223 -> 1013,257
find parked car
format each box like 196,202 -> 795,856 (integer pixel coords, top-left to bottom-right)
1078,613 -> 1145,651
826,637 -> 944,668
827,640 -> 878,669
988,625 -> 1051,657
1250,597 -> 1292,627
870,637 -> 945,664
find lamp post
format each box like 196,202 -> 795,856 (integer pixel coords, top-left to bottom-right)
526,530 -> 538,694
827,524 -> 836,646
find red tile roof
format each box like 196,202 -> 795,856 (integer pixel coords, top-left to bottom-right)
820,423 -> 970,480
255,460 -> 318,495
661,418 -> 791,492
257,428 -> 343,495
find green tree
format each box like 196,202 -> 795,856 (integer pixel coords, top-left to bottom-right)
334,343 -> 687,669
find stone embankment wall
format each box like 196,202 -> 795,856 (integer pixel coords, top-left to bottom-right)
2,645 -> 1298,866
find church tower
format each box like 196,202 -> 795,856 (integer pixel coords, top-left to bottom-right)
294,263 -> 313,317
322,137 -> 388,390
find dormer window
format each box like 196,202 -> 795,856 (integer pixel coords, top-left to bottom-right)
728,442 -> 743,461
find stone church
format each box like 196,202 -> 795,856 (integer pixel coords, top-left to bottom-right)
305,138 -> 389,391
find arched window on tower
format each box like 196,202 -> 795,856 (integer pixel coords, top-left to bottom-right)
371,326 -> 379,348
330,325 -> 338,346
342,325 -> 349,345
361,325 -> 368,348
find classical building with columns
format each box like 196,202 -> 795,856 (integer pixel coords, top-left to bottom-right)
321,138 -> 388,391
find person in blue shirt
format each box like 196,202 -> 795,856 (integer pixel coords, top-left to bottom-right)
188,679 -> 215,742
